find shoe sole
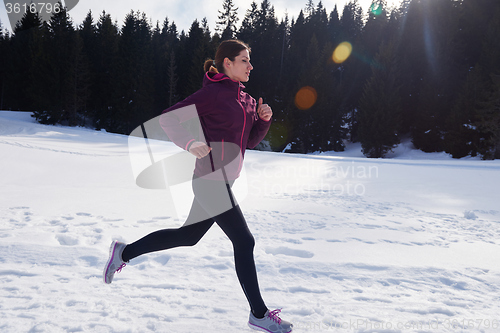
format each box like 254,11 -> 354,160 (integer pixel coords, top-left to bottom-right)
103,240 -> 118,284
248,322 -> 293,333
248,322 -> 271,333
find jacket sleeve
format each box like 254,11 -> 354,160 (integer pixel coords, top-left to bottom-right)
247,117 -> 272,149
159,87 -> 216,151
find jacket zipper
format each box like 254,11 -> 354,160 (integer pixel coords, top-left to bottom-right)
221,139 -> 224,161
237,86 -> 246,171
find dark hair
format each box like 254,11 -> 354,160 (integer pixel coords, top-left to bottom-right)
204,39 -> 251,74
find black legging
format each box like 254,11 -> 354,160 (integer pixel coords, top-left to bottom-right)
121,175 -> 268,318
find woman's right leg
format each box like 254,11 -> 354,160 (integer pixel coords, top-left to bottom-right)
121,199 -> 215,262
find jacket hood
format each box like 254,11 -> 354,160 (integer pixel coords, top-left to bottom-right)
203,71 -> 246,90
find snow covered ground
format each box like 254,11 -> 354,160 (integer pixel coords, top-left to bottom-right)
1,110 -> 500,333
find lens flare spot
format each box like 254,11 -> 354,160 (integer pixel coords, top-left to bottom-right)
370,3 -> 383,16
267,122 -> 289,148
332,42 -> 352,64
295,86 -> 318,110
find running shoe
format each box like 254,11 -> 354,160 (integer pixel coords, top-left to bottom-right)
103,240 -> 128,284
248,308 -> 293,333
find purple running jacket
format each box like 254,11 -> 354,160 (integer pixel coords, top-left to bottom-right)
159,71 -> 272,180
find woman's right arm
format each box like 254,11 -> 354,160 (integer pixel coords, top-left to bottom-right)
187,141 -> 212,159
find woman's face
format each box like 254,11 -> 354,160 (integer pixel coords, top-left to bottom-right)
224,49 -> 253,82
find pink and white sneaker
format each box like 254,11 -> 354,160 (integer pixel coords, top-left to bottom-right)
103,240 -> 128,284
248,308 -> 293,333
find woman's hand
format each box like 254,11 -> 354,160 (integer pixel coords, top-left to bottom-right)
188,141 -> 212,159
257,97 -> 272,121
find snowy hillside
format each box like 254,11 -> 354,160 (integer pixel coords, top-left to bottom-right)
1,110 -> 500,332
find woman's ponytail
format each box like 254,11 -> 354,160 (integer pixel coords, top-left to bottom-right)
204,59 -> 218,73
204,40 -> 250,75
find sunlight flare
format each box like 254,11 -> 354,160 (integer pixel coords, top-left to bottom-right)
332,42 -> 353,64
370,3 -> 384,16
295,86 -> 318,110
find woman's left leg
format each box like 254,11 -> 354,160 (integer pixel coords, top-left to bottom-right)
212,204 -> 268,318
192,178 -> 268,318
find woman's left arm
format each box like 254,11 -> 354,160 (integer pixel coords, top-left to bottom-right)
247,97 -> 272,149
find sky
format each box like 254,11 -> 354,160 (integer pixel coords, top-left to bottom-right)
1,0 -> 402,34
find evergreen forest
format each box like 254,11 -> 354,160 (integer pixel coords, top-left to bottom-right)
1,0 -> 499,159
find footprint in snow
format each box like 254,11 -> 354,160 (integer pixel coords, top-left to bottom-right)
265,246 -> 314,258
288,286 -> 329,294
76,212 -> 92,217
56,234 -> 79,246
8,206 -> 33,222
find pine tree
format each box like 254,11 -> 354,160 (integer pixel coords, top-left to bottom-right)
444,68 -> 482,158
255,0 -> 277,37
163,18 -> 180,107
238,1 -> 258,43
260,14 -> 291,152
165,19 -> 179,48
339,0 -> 363,41
183,20 -> 211,96
316,42 -> 346,152
11,10 -> 48,112
305,0 -> 315,17
92,11 -> 119,131
291,35 -> 321,153
114,11 -> 155,133
68,33 -> 91,126
0,20 -> 6,110
337,0 -> 365,141
35,4 -> 82,126
308,1 -> 329,46
352,0 -> 391,139
241,0 -> 280,100
474,6 -> 500,159
288,10 -> 307,69
397,0 -> 460,152
362,0 -> 389,58
358,40 -> 401,158
327,5 -> 341,44
78,11 -> 99,125
442,0 -> 499,158
476,74 -> 500,159
151,20 -> 168,112
168,51 -> 179,107
411,76 -> 445,152
216,0 -> 239,40
459,0 -> 500,71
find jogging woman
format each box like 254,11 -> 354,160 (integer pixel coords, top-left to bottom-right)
103,39 -> 293,333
